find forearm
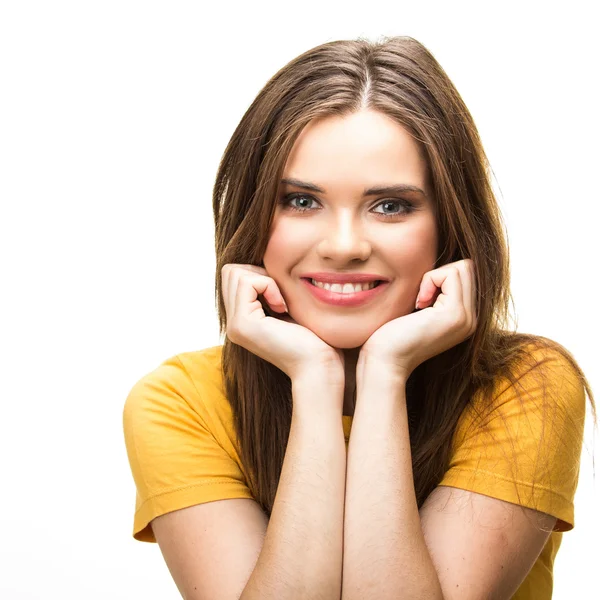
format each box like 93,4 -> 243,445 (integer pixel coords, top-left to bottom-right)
342,361 -> 443,600
241,375 -> 346,600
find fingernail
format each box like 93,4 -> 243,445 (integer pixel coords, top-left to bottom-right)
415,295 -> 420,310
282,300 -> 289,312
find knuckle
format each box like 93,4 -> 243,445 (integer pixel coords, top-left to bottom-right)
241,272 -> 265,288
241,264 -> 265,275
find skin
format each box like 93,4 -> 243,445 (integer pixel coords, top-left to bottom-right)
225,108 -> 536,598
262,108 -> 439,415
240,106 -> 546,600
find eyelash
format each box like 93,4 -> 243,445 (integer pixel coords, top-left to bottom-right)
279,193 -> 416,219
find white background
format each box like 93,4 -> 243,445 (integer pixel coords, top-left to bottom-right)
1,1 -> 598,598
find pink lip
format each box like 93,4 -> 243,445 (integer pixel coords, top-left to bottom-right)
300,272 -> 387,283
301,278 -> 389,307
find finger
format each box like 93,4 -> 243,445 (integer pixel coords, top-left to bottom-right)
224,265 -> 270,319
230,266 -> 242,320
416,274 -> 439,309
416,263 -> 459,309
257,273 -> 288,312
439,260 -> 475,331
236,264 -> 269,276
221,264 -> 233,319
456,259 -> 475,325
418,260 -> 473,303
432,266 -> 463,311
236,273 -> 287,318
417,265 -> 463,318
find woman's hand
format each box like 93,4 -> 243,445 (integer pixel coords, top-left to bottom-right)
359,259 -> 477,381
222,264 -> 345,384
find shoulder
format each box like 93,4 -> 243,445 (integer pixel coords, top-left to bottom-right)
126,344 -> 224,393
452,334 -> 587,459
122,344 -> 253,543
474,335 -> 586,418
176,344 -> 225,394
123,344 -> 227,428
441,335 -> 588,532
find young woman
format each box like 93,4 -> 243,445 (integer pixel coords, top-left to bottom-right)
123,36 -> 596,599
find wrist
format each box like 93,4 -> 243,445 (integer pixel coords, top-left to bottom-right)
357,352 -> 410,388
291,372 -> 345,418
354,359 -> 408,422
291,353 -> 345,389
292,369 -> 345,393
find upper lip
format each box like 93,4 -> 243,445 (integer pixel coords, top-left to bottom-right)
300,272 -> 389,283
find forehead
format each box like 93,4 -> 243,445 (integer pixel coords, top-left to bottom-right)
283,110 -> 428,188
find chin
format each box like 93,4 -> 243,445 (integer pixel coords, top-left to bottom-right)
294,318 -> 378,349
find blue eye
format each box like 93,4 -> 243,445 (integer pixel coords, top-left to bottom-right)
281,193 -> 318,212
279,193 -> 415,219
371,199 -> 415,217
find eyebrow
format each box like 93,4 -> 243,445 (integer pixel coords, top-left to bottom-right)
280,177 -> 426,197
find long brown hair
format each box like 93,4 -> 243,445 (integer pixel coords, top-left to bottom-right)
212,36 -> 597,518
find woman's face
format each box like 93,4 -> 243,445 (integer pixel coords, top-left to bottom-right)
263,108 -> 438,349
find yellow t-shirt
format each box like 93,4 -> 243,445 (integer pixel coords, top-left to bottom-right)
122,343 -> 586,599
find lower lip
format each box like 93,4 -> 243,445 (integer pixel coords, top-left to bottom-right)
301,278 -> 389,307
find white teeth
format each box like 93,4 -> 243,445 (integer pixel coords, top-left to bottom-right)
310,279 -> 378,293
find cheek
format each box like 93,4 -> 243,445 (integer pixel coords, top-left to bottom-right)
263,219 -> 305,275
383,220 -> 438,274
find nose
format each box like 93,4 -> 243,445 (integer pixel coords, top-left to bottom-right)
316,212 -> 372,263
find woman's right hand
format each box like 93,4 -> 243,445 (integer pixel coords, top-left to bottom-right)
221,264 -> 345,385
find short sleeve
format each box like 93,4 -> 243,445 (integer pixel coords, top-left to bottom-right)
122,355 -> 254,542
439,346 -> 587,532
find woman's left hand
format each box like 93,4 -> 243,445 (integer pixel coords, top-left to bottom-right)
359,259 -> 477,380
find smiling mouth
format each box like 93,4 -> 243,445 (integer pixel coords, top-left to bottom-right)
302,278 -> 383,291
